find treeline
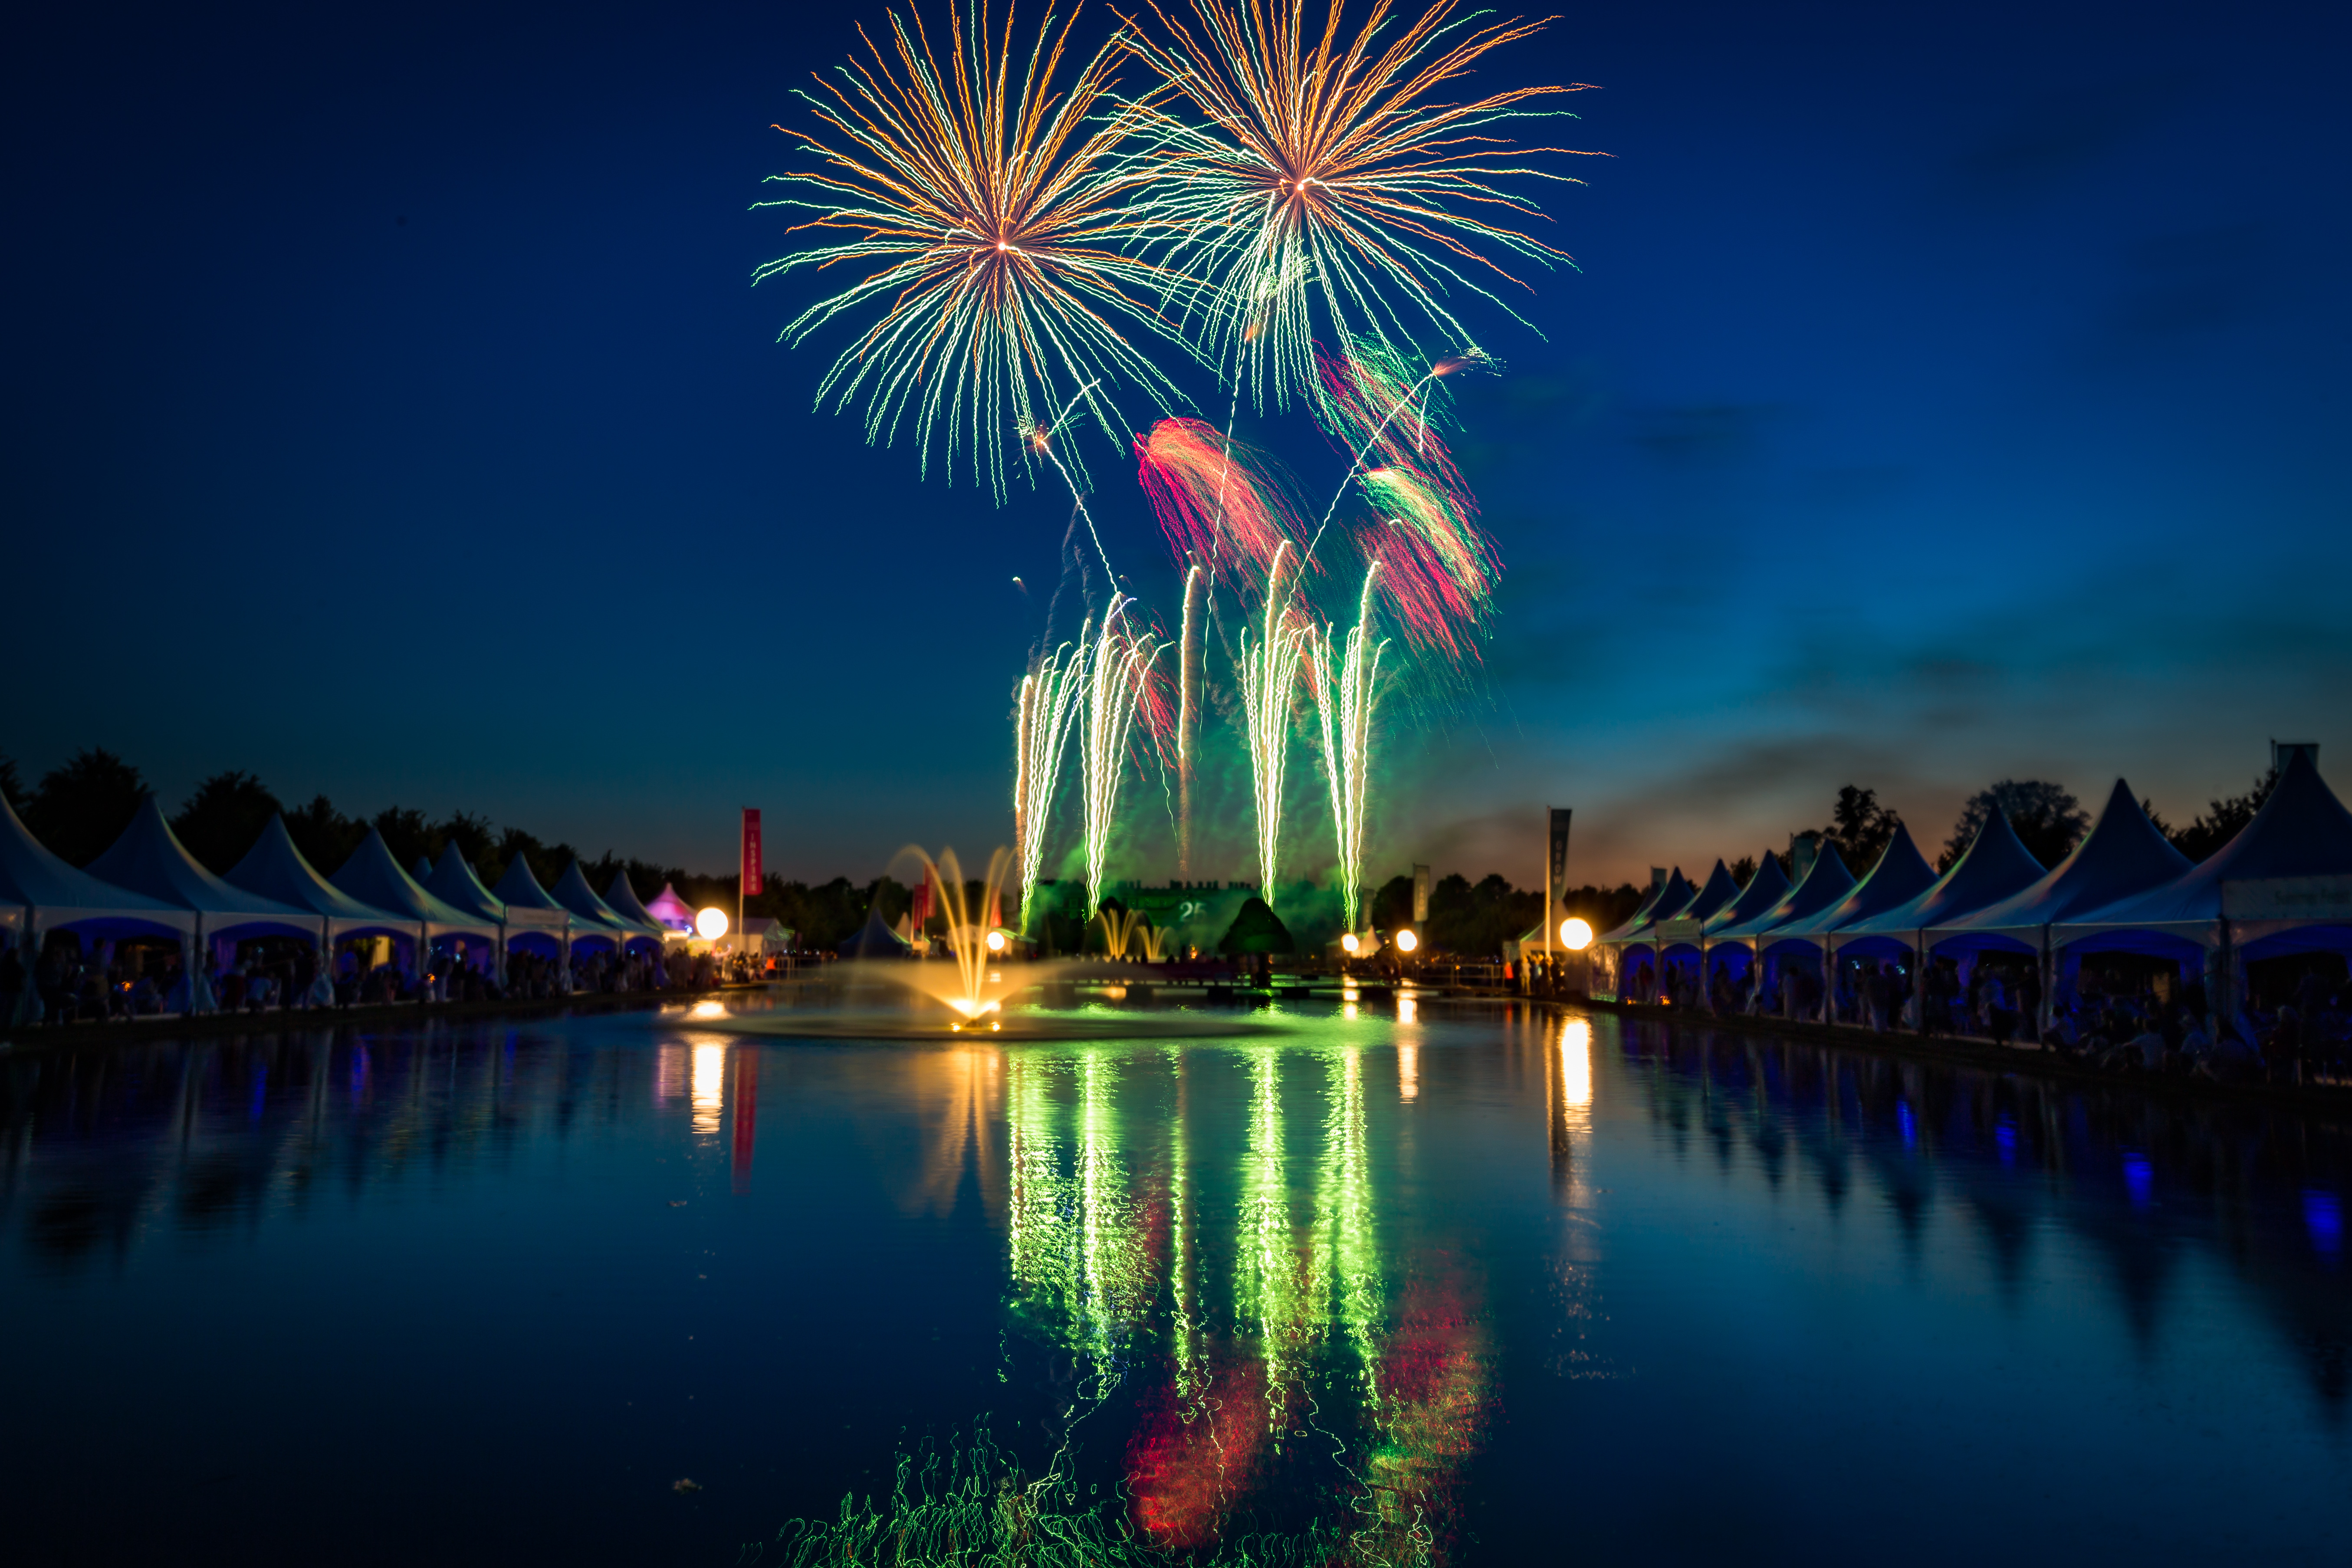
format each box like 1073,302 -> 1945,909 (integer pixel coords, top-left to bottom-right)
1366,871 -> 1645,957
2,748 -> 1632,957
0,748 -> 930,948
1725,774 -> 2283,888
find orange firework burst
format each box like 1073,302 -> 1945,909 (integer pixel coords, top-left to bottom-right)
756,2 -> 1199,497
1117,0 -> 1602,408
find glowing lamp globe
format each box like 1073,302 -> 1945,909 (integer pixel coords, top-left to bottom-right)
1560,917 -> 1593,951
696,907 -> 730,941
985,930 -> 1007,953
1341,933 -> 1361,955
1395,928 -> 1419,954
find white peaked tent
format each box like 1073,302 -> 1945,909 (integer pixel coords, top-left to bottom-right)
550,861 -> 662,952
330,828 -> 498,992
2,792 -> 192,1026
86,798 -> 319,1010
490,854 -> 577,965
226,815 -> 416,943
421,845 -> 527,982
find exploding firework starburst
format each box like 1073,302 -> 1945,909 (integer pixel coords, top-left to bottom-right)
757,1 -> 1198,497
1117,0 -> 1597,410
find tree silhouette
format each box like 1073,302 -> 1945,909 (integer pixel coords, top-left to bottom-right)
1943,780 -> 2089,871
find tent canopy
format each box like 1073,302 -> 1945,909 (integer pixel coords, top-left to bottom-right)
1677,861 -> 1745,927
836,907 -> 912,957
227,815 -> 410,930
1933,778 -> 2190,941
492,853 -> 569,915
1,791 -> 191,934
604,871 -> 664,928
332,828 -> 494,934
2061,750 -> 2352,939
425,844 -> 510,925
1701,851 -> 1793,937
1776,824 -> 1938,938
552,860 -> 660,938
86,797 -> 313,934
1604,867 -> 1694,944
1842,807 -> 2046,939
644,882 -> 696,932
1710,842 -> 1856,944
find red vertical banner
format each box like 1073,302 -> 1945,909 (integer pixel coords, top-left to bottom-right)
741,809 -> 762,902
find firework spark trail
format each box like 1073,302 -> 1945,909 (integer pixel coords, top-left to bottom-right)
1315,337 -> 1471,492
756,1 -> 1199,499
1304,347 -> 1491,566
1116,0 -> 1599,412
1134,418 -> 1312,591
1079,597 -> 1166,914
1016,637 -> 1091,933
1025,377 -> 1129,581
1236,543 -> 1313,903
1308,564 -> 1387,930
1176,562 -> 1206,876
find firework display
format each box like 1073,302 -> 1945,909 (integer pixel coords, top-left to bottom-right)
1117,0 -> 1593,411
1308,565 -> 1387,930
765,0 -> 1583,924
1014,638 -> 1091,931
755,2 -> 1193,498
1079,598 -> 1167,912
1236,544 -> 1314,897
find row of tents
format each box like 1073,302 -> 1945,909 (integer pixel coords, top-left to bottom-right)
1590,749 -> 2352,1033
3,792 -> 702,1010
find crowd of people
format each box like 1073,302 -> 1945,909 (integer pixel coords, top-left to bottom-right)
1608,949 -> 2347,1087
0,934 -> 782,1026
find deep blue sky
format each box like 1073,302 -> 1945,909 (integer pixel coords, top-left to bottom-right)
6,0 -> 2346,884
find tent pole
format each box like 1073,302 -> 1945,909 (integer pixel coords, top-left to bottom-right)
1914,931 -> 1928,1035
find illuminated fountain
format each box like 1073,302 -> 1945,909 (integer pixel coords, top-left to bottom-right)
710,845 -> 1274,1044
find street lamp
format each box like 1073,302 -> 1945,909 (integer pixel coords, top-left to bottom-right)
1395,928 -> 1419,953
985,929 -> 1008,953
1560,917 -> 1593,951
696,907 -> 731,942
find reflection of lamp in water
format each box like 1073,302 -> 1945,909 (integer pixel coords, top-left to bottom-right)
1562,1019 -> 1592,1108
689,999 -> 726,1020
1560,917 -> 1593,951
1398,1043 -> 1419,1101
691,1042 -> 726,1133
696,907 -> 730,941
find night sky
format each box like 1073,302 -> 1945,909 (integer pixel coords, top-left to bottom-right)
7,0 -> 2346,886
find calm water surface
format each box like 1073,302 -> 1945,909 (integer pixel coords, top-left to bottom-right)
3,998 -> 2348,1565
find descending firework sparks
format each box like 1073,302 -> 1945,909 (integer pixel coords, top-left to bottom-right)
1176,563 -> 1206,875
756,1 -> 1196,498
1357,463 -> 1498,666
1015,637 -> 1090,932
1236,543 -> 1313,902
1117,0 -> 1597,410
1308,564 -> 1386,929
1079,598 -> 1166,912
1134,418 -> 1309,588
1316,337 -> 1473,491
